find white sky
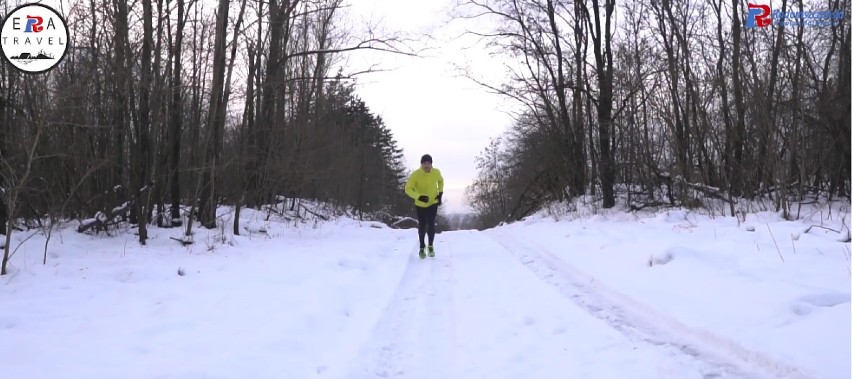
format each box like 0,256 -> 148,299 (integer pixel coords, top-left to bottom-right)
343,0 -> 516,214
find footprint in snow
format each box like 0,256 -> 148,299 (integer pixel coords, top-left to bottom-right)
1,318 -> 16,329
798,291 -> 851,307
790,302 -> 814,316
790,291 -> 851,315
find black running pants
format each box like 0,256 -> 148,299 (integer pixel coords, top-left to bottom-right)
415,205 -> 438,248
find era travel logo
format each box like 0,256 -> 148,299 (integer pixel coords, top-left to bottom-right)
0,3 -> 69,74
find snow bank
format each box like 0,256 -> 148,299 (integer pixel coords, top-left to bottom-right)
496,202 -> 851,379
1,206 -> 414,379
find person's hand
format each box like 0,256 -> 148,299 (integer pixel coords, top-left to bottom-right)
437,192 -> 443,205
418,195 -> 429,202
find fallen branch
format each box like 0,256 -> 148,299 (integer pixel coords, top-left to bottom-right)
77,201 -> 132,234
674,176 -> 732,203
804,224 -> 842,234
628,201 -> 670,212
170,236 -> 193,246
391,216 -> 418,228
299,204 -> 329,221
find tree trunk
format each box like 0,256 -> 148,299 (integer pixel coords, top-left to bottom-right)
545,0 -> 583,198
587,0 -> 616,208
135,0 -> 154,244
169,0 -> 185,227
198,0 -> 231,228
731,0 -> 746,195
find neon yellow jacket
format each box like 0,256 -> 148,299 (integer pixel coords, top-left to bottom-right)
405,168 -> 444,208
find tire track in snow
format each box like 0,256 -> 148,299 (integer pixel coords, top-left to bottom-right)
340,240 -> 457,379
489,231 -> 821,379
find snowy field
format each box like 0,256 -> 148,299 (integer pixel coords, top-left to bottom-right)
1,203 -> 850,379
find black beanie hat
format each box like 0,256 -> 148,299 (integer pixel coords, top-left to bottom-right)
421,154 -> 433,163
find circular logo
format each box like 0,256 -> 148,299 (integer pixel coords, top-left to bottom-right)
0,3 -> 69,74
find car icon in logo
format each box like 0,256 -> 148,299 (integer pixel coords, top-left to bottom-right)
1,3 -> 70,74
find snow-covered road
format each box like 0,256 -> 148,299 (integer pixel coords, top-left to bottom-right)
2,208 -> 847,379
341,230 -> 802,379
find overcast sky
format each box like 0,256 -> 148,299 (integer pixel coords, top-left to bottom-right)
344,0 -> 516,214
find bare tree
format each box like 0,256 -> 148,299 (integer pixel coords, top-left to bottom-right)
1,91 -> 44,275
464,0 -> 850,225
580,0 -> 616,207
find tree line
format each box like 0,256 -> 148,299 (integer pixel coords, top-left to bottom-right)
0,0 -> 415,274
461,0 -> 850,228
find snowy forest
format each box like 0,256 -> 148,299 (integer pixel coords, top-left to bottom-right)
0,0 -> 850,273
0,0 -> 424,273
1,1 -> 850,377
462,0 -> 850,228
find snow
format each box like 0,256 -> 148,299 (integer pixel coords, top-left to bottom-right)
1,204 -> 849,379
495,204 -> 851,379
